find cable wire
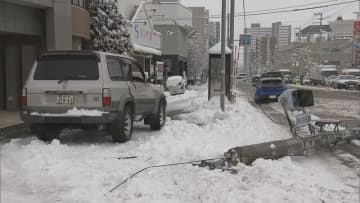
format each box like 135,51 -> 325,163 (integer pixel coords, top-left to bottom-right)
139,0 -> 357,21
108,157 -> 226,193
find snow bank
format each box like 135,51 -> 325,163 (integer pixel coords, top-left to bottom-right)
30,107 -> 108,117
1,87 -> 359,203
288,84 -> 359,93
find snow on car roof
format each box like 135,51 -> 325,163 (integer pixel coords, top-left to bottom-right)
342,69 -> 360,72
167,76 -> 183,81
320,68 -> 337,71
260,77 -> 282,81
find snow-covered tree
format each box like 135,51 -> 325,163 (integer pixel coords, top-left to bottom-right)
88,0 -> 133,54
187,36 -> 209,83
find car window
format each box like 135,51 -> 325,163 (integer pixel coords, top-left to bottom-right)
34,55 -> 99,80
106,56 -> 130,81
262,79 -> 282,84
131,63 -> 145,82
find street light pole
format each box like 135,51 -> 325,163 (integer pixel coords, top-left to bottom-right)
229,0 -> 235,102
314,12 -> 323,65
220,0 -> 226,111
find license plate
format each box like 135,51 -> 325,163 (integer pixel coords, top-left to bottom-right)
56,95 -> 74,104
349,85 -> 354,88
296,113 -> 312,127
269,95 -> 277,99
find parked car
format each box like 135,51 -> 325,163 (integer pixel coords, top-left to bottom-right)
308,65 -> 338,85
331,75 -> 360,89
260,71 -> 283,79
279,69 -> 295,84
166,76 -> 186,95
255,77 -> 287,103
21,51 -> 167,143
341,68 -> 360,80
326,75 -> 338,86
251,75 -> 261,87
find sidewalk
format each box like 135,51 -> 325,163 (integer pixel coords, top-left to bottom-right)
0,111 -> 27,141
0,111 -> 23,129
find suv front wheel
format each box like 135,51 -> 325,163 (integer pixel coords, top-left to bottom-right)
110,105 -> 133,143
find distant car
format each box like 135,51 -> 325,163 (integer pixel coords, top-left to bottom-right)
279,69 -> 294,84
251,75 -> 260,87
302,77 -> 311,85
167,76 -> 186,95
255,77 -> 287,103
331,75 -> 360,89
236,73 -> 249,82
326,75 -> 338,86
261,71 -> 283,79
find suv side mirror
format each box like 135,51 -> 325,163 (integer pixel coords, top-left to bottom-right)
279,89 -> 314,111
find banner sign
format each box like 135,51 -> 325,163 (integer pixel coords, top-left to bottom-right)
239,35 -> 251,46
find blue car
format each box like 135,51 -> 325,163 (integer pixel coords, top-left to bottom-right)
255,77 -> 286,103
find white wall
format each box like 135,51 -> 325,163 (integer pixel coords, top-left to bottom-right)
143,2 -> 192,26
116,0 -> 142,19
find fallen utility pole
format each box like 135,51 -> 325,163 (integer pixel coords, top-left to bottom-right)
199,89 -> 360,168
224,128 -> 360,166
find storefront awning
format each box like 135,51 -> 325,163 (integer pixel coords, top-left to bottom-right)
133,44 -> 162,56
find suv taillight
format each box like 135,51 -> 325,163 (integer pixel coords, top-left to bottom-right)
22,88 -> 27,106
102,88 -> 111,106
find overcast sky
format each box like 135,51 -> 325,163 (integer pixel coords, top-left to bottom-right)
180,0 -> 358,40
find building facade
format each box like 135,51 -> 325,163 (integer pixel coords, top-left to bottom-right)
130,1 -> 162,78
244,22 -> 292,73
0,0 -> 90,111
145,1 -> 193,76
308,39 -> 353,69
329,18 -> 354,40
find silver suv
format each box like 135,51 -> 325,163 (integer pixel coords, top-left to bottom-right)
21,51 -> 166,142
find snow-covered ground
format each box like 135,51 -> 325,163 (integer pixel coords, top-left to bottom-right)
1,87 -> 359,203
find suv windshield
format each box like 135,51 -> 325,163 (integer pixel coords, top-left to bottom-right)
34,55 -> 99,80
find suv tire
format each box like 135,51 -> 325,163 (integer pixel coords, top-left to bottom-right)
32,124 -> 60,142
150,100 -> 166,130
110,105 -> 133,143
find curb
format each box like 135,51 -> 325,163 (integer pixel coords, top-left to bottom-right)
0,123 -> 29,142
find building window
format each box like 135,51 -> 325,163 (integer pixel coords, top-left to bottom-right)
72,0 -> 86,9
321,48 -> 329,53
330,48 -> 340,52
327,61 -> 340,65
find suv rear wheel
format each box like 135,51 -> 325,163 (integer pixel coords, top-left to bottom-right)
32,124 -> 60,142
150,100 -> 166,130
110,105 -> 133,143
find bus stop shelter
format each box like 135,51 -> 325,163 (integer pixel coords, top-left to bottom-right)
208,42 -> 232,101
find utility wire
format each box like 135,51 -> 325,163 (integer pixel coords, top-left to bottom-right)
108,157 -> 226,193
237,0 -> 340,15
139,0 -> 357,21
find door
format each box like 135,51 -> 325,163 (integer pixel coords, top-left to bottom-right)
0,47 -> 5,110
130,62 -> 155,115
